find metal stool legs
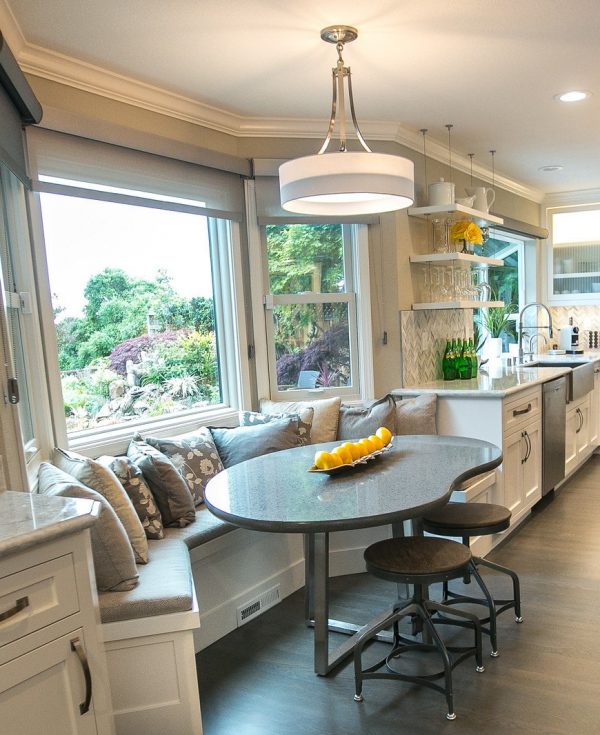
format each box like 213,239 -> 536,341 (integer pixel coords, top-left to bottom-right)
476,556 -> 523,623
353,581 -> 485,721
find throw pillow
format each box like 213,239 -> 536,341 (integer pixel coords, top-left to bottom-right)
395,394 -> 438,435
143,427 -> 224,505
97,455 -> 164,540
127,436 -> 196,528
259,396 -> 341,444
210,416 -> 302,469
240,406 -> 314,446
337,394 -> 396,441
52,448 -> 148,564
38,462 -> 139,592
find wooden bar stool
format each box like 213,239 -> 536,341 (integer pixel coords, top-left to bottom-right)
353,536 -> 487,720
421,502 -> 523,658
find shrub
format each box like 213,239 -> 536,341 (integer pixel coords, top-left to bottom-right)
108,332 -> 182,376
276,323 -> 350,387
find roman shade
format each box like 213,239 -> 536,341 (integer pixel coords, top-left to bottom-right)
27,127 -> 245,221
0,32 -> 42,184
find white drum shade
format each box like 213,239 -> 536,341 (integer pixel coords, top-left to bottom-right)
279,151 -> 414,215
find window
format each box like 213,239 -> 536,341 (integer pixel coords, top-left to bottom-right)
262,223 -> 363,398
38,186 -> 241,442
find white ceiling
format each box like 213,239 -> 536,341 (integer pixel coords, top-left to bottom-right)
3,0 -> 600,197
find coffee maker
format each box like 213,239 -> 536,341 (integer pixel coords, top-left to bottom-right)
559,318 -> 584,354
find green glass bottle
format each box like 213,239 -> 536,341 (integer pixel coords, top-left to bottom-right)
457,338 -> 471,380
442,339 -> 456,380
469,337 -> 478,378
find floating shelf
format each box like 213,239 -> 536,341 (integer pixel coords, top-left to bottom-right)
412,300 -> 504,311
407,203 -> 504,226
410,252 -> 504,267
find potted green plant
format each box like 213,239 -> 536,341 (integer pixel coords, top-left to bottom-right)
476,302 -> 516,358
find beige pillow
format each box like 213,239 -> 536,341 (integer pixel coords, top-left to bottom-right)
38,462 -> 139,592
395,394 -> 438,435
52,448 -> 148,564
260,396 -> 341,444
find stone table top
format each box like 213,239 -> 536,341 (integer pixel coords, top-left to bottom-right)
204,435 -> 502,533
0,490 -> 100,558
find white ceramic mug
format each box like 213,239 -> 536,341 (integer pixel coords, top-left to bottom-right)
428,178 -> 455,206
465,186 -> 495,213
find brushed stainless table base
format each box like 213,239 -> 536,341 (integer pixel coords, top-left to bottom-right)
305,523 -> 410,676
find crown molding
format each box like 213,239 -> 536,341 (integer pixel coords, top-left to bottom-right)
2,8 -> 544,203
544,189 -> 600,208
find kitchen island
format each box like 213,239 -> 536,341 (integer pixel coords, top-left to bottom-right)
394,355 -> 600,555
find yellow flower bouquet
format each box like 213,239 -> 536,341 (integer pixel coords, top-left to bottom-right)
450,220 -> 483,251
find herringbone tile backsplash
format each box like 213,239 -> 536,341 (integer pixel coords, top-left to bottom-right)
401,309 -> 474,386
549,305 -> 600,349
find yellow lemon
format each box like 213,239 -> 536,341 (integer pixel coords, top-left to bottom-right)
332,445 -> 353,465
359,437 -> 376,455
376,426 -> 393,446
369,434 -> 384,451
314,451 -> 342,470
352,441 -> 367,458
344,442 -> 362,462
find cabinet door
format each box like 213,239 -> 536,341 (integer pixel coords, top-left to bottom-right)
0,628 -> 97,735
522,421 -> 541,507
565,405 -> 579,476
590,370 -> 600,448
502,429 -> 525,516
575,398 -> 591,459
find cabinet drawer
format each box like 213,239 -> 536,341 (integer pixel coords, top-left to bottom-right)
504,390 -> 541,434
0,554 -> 79,650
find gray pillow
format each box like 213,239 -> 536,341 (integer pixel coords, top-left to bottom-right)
97,455 -> 164,540
210,416 -> 302,469
395,394 -> 438,435
127,436 -> 196,528
144,427 -> 224,505
337,394 -> 396,441
38,462 -> 139,592
52,447 -> 148,564
240,407 -> 314,446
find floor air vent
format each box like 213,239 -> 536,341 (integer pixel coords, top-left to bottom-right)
236,584 -> 281,626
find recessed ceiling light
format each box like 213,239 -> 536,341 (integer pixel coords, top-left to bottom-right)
539,165 -> 564,172
555,90 -> 590,103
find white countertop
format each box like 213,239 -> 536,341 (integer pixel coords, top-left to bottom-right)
0,490 -> 100,558
394,365 -> 574,398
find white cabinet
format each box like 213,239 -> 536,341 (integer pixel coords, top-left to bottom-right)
502,390 -> 542,525
565,393 -> 592,477
589,368 -> 600,448
0,527 -> 114,735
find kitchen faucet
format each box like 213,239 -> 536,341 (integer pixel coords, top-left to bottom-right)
518,302 -> 553,362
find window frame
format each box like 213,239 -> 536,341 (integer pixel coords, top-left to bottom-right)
28,182 -> 251,459
246,181 -> 373,403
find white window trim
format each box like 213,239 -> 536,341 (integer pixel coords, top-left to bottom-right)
246,180 -> 374,403
28,189 -> 252,460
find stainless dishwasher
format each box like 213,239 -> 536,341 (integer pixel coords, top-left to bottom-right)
542,376 -> 567,495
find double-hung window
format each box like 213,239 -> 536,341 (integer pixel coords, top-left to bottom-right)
27,128 -> 249,455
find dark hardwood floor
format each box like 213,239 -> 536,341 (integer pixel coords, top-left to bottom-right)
196,456 -> 600,734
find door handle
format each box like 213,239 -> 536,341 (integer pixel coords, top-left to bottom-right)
70,636 -> 92,715
523,430 -> 531,462
520,431 -> 527,463
575,407 -> 583,433
513,403 -> 532,417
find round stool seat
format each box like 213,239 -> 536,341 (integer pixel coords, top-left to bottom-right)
422,502 -> 511,537
364,536 -> 472,586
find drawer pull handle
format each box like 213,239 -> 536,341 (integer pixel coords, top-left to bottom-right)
513,403 -> 532,417
71,637 -> 92,715
0,595 -> 29,623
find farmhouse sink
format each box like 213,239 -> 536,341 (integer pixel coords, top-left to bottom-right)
530,360 -> 594,403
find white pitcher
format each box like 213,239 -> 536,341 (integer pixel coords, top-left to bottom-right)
465,186 -> 495,213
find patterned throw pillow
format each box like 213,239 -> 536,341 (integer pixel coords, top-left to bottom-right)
127,436 -> 196,528
52,448 -> 149,564
239,407 -> 314,446
98,455 -> 164,539
143,427 -> 224,505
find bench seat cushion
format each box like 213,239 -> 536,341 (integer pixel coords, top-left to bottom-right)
98,508 -> 234,623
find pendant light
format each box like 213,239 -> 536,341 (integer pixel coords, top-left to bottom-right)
279,26 -> 414,215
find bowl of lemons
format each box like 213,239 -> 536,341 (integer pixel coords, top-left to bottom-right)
308,426 -> 393,475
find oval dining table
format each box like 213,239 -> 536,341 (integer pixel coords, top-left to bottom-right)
204,434 -> 502,675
